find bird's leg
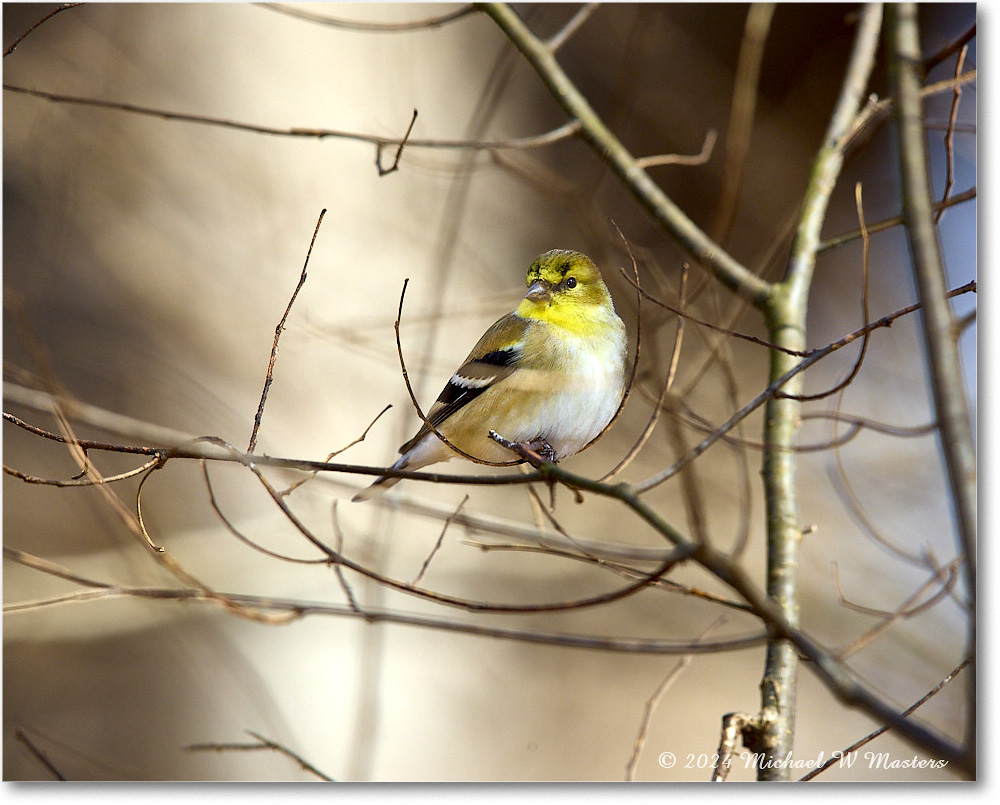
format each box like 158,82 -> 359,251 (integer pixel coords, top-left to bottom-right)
521,440 -> 558,508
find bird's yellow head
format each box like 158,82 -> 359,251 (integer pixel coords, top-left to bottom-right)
516,250 -> 616,335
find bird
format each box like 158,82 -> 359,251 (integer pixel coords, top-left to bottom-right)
352,249 -> 628,501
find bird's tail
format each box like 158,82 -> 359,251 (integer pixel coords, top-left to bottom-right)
351,455 -> 409,502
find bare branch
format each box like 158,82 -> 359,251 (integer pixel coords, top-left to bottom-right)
375,109 -> 418,176
280,404 -> 392,496
601,264 -> 687,482
635,279 -> 977,495
818,186 -> 976,252
779,181 -> 873,402
546,3 -> 600,52
259,2 -> 476,32
840,69 -> 977,157
412,495 -> 469,585
756,5 -> 883,777
3,3 -> 82,58
829,395 -> 933,566
888,5 -> 976,759
329,502 -> 364,615
14,728 -> 67,781
5,546 -> 768,655
4,455 -> 161,487
2,83 -> 582,153
635,129 -> 717,170
922,23 -> 976,73
625,617 -> 728,780
248,209 -> 324,453
202,461 -> 329,566
936,46 -> 968,224
799,658 -> 972,781
187,730 -> 334,781
201,435 -> 698,615
834,560 -> 960,658
477,2 -> 773,306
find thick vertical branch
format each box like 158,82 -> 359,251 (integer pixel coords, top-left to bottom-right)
757,4 -> 883,780
886,2 -> 977,765
477,2 -> 772,306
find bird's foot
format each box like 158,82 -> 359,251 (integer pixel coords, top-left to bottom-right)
488,431 -> 556,466
525,439 -> 557,463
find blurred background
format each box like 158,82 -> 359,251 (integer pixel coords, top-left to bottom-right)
4,3 -> 975,781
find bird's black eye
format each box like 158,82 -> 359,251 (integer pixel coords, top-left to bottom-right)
565,276 -> 578,289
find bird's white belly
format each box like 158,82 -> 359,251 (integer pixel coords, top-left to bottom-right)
492,335 -> 624,459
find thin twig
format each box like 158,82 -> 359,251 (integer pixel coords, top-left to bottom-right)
4,455 -> 161,487
248,209 -> 325,453
3,545 -> 113,590
376,109 -> 418,176
635,290 -> 978,496
3,3 -> 82,58
625,616 -> 728,780
547,2 -> 599,52
839,69 -> 977,158
202,460 -> 329,565
42,392 -> 280,623
579,220 -> 642,453
618,269 -> 809,357
260,2 -> 476,32
818,186 -> 976,252
14,728 -> 67,781
330,502 -> 363,614
601,263 -> 687,482
936,46 -> 968,224
412,495 -> 469,585
473,539 -> 755,613
669,398 -> 933,454
834,559 -> 960,658
922,23 -> 976,73
280,403 -> 392,495
799,658 -> 972,781
2,83 -> 581,152
829,391 -> 932,566
134,459 -> 298,623
779,181 -> 873,402
187,730 -> 334,781
635,129 -> 717,169
4,546 -> 767,655
198,435 -> 696,615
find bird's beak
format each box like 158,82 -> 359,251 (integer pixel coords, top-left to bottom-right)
524,279 -> 552,303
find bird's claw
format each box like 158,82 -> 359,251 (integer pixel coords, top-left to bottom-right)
488,430 -> 556,465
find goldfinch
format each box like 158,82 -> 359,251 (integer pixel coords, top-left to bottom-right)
353,249 -> 628,501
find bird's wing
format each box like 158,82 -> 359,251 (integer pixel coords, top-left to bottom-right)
398,313 -> 529,454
